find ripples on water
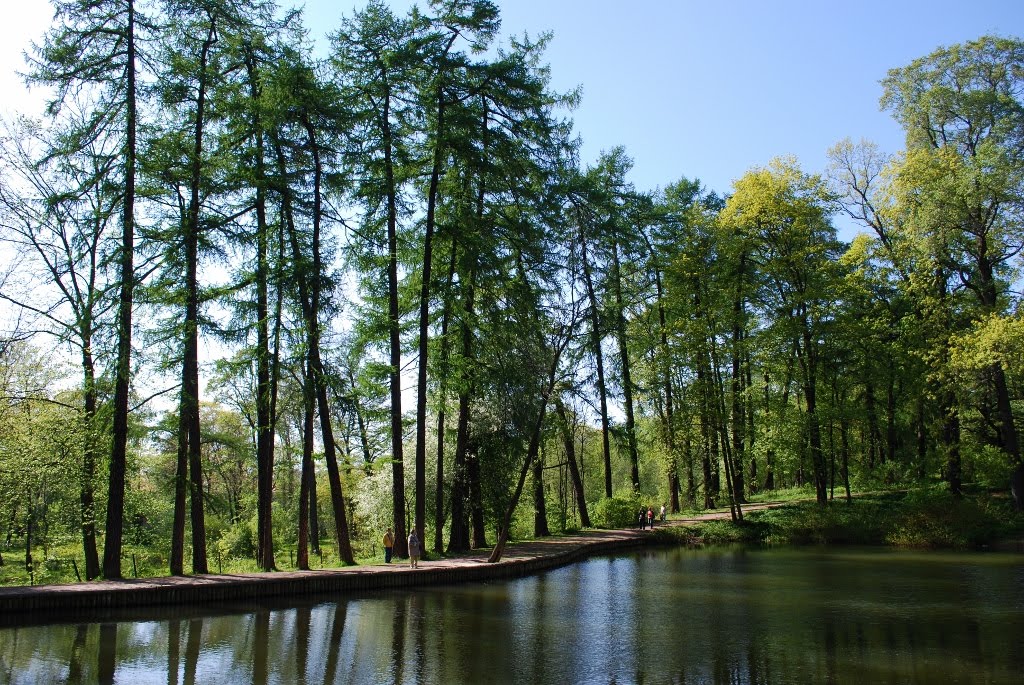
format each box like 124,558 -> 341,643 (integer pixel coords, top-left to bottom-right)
1,546 -> 1022,684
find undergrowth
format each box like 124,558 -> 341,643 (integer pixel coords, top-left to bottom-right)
674,487 -> 1024,549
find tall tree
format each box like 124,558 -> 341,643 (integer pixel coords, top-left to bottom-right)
723,157 -> 842,505
273,48 -> 356,565
152,0 -> 241,576
30,0 -> 146,580
880,36 -> 1024,506
592,149 -> 645,491
411,0 -> 499,548
332,0 -> 422,559
0,115 -> 119,580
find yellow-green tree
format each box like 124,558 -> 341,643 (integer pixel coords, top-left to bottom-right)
722,157 -> 843,505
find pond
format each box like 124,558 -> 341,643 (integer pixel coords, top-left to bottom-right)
1,546 -> 1022,684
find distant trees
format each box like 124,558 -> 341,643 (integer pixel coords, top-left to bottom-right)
0,115 -> 117,580
1,7 -> 1022,584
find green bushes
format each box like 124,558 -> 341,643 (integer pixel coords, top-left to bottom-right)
687,488 -> 1024,550
593,495 -> 644,529
882,487 -> 1010,548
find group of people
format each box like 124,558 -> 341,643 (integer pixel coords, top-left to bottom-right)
638,504 -> 667,530
381,527 -> 421,568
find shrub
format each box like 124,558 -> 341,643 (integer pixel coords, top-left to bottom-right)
885,488 -> 999,548
216,519 -> 256,560
593,495 -> 643,529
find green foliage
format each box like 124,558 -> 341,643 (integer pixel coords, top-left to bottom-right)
964,444 -> 1017,489
882,487 -> 1012,549
750,500 -> 888,545
745,485 -> 815,504
685,519 -> 765,545
687,490 -> 1024,550
4,3 -> 1024,589
216,519 -> 257,560
592,494 -> 643,529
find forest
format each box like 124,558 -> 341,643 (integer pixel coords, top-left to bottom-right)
0,0 -> 1022,583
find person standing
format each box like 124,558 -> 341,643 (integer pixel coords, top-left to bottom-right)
408,529 -> 421,568
383,527 -> 394,563
660,504 -> 666,523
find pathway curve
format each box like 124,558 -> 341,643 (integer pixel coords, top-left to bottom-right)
0,502 -> 786,623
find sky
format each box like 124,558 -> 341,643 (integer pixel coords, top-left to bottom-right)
2,0 -> 1022,201
0,1 -> 1021,405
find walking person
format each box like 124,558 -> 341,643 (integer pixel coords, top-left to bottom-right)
638,508 -> 646,530
382,527 -> 394,564
647,507 -> 654,528
660,503 -> 666,523
408,529 -> 421,568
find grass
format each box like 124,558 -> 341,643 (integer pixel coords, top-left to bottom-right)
661,486 -> 1024,549
0,541 -> 374,587
4,486 -> 1021,587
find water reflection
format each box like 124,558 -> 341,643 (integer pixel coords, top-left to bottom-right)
0,547 -> 1022,684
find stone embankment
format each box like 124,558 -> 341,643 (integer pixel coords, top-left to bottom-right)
0,529 -> 651,621
0,504 -> 778,623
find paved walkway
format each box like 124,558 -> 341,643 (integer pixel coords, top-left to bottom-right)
0,502 -> 784,622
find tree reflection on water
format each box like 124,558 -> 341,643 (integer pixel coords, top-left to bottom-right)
1,547 -> 1022,684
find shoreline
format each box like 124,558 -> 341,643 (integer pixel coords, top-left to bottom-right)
0,527 -> 663,624
12,497 -> 1009,625
0,501 -> 795,624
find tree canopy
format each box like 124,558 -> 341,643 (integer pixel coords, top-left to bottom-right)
1,3 -> 1022,580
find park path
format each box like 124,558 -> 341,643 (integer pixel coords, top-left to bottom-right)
0,501 -> 784,623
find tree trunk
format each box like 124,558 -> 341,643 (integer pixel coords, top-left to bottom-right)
24,504 -> 34,577
489,332 -> 569,563
468,447 -> 487,549
653,263 -> 680,513
170,401 -> 188,576
554,396 -> 591,527
610,237 -> 640,490
841,414 -> 852,503
301,114 -> 354,564
730,254 -> 747,503
297,364 -> 315,571
745,347 -> 757,494
347,367 -> 373,469
710,337 -> 742,521
532,446 -> 549,537
799,324 -> 828,506
434,248 -> 457,553
245,47 -> 277,573
730,316 -> 747,504
975,226 -> 1023,507
993,366 -> 1023,508
579,234 -> 613,498
447,264 -> 476,554
102,0 -> 137,582
414,84 -> 448,549
381,90 -> 409,560
80,339 -> 100,580
176,17 -> 217,576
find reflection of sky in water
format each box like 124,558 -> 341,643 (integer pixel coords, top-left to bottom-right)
1,547 -> 1022,684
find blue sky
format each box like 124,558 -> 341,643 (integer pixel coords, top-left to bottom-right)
312,0 -> 1023,198
4,0 -> 1022,199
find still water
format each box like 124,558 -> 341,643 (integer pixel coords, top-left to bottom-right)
1,546 -> 1022,684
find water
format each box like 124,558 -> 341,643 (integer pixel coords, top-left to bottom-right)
1,546 -> 1021,684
